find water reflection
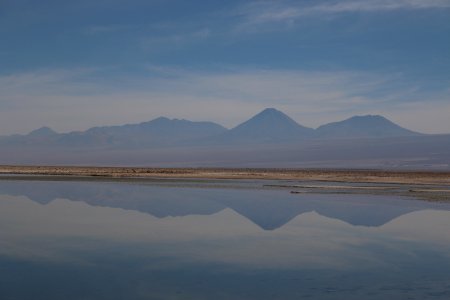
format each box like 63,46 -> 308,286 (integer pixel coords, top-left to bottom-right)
0,179 -> 450,299
0,179 -> 448,229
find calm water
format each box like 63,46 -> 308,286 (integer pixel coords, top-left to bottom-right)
1,178 -> 450,300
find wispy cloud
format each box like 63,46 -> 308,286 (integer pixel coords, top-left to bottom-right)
234,0 -> 450,31
306,0 -> 450,14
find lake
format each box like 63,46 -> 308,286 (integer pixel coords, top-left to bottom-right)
1,178 -> 450,299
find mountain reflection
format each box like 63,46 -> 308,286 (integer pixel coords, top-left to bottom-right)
2,179 -> 450,300
0,179 -> 449,230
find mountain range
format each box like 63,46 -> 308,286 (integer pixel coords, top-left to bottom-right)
0,108 -> 423,148
0,108 -> 448,169
1,116 -> 227,148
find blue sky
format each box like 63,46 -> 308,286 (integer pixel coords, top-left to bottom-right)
1,0 -> 449,134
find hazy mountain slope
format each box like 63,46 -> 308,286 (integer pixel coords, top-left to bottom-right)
2,134 -> 447,169
316,115 -> 421,138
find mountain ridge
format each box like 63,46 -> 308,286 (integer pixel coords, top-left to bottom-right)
0,108 -> 428,149
316,114 -> 421,138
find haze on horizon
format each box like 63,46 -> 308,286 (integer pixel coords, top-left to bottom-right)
1,0 -> 449,135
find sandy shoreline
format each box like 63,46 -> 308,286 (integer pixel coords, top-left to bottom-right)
1,165 -> 450,202
0,165 -> 449,184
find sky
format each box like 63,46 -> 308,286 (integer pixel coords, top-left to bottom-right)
0,0 -> 449,134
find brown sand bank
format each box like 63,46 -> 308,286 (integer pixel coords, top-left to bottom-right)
0,165 -> 449,185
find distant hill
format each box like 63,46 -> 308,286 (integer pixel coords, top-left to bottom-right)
207,108 -> 314,144
316,115 -> 421,138
27,126 -> 58,137
56,117 -> 227,148
0,126 -> 59,145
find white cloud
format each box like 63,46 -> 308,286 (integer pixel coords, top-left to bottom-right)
0,67 -> 448,135
234,0 -> 450,31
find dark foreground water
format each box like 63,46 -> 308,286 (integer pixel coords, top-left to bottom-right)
1,178 -> 450,300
